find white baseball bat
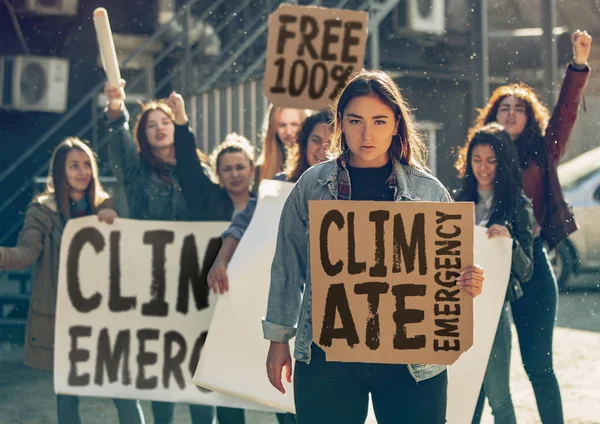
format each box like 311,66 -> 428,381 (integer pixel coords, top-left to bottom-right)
93,8 -> 122,108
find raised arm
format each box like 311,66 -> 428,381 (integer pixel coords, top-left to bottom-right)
546,30 -> 592,163
104,82 -> 142,185
169,92 -> 232,220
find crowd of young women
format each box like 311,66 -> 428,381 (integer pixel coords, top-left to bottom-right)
0,29 -> 591,424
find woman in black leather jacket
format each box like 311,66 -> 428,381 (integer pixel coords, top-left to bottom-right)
455,123 -> 535,424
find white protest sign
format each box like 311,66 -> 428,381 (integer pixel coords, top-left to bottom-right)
192,186 -> 513,423
446,226 -> 512,423
264,4 -> 368,110
54,216 -> 270,410
193,180 -> 295,412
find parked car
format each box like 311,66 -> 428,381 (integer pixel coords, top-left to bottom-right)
551,146 -> 600,291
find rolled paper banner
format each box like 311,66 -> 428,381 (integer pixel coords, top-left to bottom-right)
93,7 -> 122,109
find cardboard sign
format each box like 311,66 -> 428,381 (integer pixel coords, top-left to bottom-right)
309,201 -> 474,365
264,4 -> 368,109
54,216 -> 271,411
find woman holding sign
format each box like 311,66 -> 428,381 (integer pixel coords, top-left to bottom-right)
455,30 -> 592,424
0,138 -> 144,424
208,110 -> 334,295
105,84 -> 249,424
104,82 -> 203,222
207,110 -> 333,424
455,123 -> 535,424
264,70 -> 485,424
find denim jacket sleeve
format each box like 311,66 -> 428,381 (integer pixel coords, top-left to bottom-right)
222,197 -> 257,241
262,184 -> 308,342
104,107 -> 142,186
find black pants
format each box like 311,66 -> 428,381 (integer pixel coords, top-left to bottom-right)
294,345 -> 447,424
510,238 -> 564,424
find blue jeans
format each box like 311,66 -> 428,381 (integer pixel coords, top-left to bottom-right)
472,303 -> 516,424
511,238 -> 563,424
56,394 -> 144,424
294,345 -> 447,424
152,401 -> 245,424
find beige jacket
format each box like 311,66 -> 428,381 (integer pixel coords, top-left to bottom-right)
0,193 -> 111,371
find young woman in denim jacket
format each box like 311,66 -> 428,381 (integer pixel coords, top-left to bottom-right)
455,30 -> 592,424
455,123 -> 535,424
0,138 -> 143,424
264,70 -> 485,424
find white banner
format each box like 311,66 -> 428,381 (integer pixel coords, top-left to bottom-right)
446,226 -> 512,423
54,216 -> 271,410
193,182 -> 513,423
193,180 -> 295,412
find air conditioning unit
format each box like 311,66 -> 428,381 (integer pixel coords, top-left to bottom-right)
393,0 -> 445,35
14,0 -> 79,16
11,56 -> 69,113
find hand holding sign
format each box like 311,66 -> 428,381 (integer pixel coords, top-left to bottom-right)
264,4 -> 368,110
104,80 -> 126,119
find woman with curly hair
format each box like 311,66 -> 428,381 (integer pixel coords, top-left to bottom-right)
455,30 -> 592,424
455,123 -> 535,424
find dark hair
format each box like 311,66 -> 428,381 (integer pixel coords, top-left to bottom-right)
455,123 -> 523,224
285,110 -> 333,182
329,69 -> 428,171
455,82 -> 550,173
133,101 -> 208,180
43,137 -> 109,220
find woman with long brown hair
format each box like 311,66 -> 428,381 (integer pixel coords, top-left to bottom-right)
455,30 -> 592,424
253,105 -> 308,190
265,70 -> 485,424
105,82 -> 217,424
0,138 -> 143,423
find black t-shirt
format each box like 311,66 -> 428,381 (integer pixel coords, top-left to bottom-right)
347,161 -> 394,201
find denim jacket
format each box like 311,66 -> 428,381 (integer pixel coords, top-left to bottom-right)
262,155 -> 451,382
105,108 -> 189,221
